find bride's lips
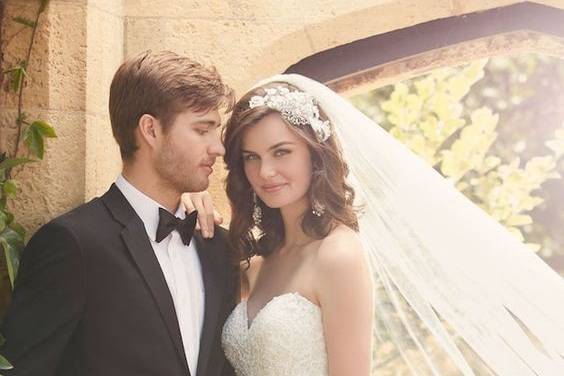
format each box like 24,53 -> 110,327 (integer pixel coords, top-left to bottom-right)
262,183 -> 287,193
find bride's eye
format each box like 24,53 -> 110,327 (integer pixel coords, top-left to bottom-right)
274,149 -> 290,157
243,154 -> 258,162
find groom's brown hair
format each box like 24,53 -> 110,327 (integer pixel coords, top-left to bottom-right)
109,50 -> 234,160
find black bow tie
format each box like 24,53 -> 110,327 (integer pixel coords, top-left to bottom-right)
156,207 -> 198,246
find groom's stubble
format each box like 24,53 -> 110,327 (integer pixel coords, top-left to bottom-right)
153,108 -> 224,196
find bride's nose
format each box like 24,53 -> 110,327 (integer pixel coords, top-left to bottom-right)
259,159 -> 278,179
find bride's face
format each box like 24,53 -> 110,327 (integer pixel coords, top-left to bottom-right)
241,112 -> 313,211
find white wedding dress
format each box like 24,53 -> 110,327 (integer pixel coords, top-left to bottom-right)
221,292 -> 329,376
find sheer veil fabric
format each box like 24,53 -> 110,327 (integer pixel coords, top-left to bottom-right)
253,74 -> 564,375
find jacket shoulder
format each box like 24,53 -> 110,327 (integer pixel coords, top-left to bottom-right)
49,196 -> 107,230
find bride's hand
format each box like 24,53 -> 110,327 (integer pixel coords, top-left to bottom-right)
181,191 -> 223,239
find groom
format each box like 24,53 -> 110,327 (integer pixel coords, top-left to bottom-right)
1,50 -> 238,376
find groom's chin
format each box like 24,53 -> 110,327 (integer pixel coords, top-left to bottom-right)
188,177 -> 210,193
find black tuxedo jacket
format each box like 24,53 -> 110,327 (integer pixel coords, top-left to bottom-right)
1,184 -> 239,376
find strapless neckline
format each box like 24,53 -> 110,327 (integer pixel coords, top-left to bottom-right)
222,291 -> 329,375
243,292 -> 320,330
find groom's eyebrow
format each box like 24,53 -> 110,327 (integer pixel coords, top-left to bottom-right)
192,120 -> 220,128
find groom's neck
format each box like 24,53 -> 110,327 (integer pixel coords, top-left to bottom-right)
121,164 -> 180,213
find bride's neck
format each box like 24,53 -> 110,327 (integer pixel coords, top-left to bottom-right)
279,198 -> 312,250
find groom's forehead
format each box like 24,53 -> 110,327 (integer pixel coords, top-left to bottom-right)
176,108 -> 221,126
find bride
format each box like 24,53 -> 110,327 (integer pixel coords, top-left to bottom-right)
187,74 -> 564,375
221,82 -> 374,375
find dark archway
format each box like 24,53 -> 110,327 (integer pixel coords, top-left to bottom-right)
285,2 -> 564,86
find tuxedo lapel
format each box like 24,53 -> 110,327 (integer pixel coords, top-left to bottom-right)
194,232 -> 224,376
101,185 -> 190,374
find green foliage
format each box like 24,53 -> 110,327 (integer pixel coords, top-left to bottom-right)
0,334 -> 12,370
0,0 -> 52,371
23,120 -> 57,159
355,54 -> 564,373
12,16 -> 36,28
0,157 -> 35,171
1,0 -> 53,285
3,62 -> 26,92
351,56 -> 564,255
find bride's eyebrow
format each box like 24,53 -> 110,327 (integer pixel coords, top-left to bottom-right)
241,141 -> 295,154
267,141 -> 294,150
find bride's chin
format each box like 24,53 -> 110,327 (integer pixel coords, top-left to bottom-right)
261,198 -> 288,210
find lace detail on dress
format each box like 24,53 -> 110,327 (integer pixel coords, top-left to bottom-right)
221,292 -> 328,376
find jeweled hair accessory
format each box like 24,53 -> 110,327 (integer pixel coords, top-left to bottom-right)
248,86 -> 331,142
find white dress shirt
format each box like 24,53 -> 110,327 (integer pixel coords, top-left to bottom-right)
115,175 -> 205,376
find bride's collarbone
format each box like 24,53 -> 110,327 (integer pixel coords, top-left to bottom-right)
246,259 -> 320,320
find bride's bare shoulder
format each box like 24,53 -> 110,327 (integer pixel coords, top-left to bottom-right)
314,225 -> 372,304
321,224 -> 362,249
316,224 -> 365,273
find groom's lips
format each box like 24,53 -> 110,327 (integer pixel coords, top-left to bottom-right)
200,162 -> 214,175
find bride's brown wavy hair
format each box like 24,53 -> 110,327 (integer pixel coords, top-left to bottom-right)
224,82 -> 358,264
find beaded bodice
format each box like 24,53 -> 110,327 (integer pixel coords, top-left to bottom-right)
221,292 -> 328,376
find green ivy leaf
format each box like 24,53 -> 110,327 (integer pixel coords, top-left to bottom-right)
30,120 -> 57,138
2,180 -> 17,198
10,222 -> 26,239
23,121 -> 56,159
23,124 -> 45,159
0,353 -> 13,370
0,333 -> 11,369
12,16 -> 36,28
0,157 -> 35,171
4,212 -> 14,226
0,211 -> 7,233
0,227 -> 24,288
5,65 -> 26,93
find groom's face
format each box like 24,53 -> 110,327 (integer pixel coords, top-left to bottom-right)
154,108 -> 225,194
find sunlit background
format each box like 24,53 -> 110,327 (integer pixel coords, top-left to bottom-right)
348,53 -> 564,276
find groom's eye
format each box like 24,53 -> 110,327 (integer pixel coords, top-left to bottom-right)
196,129 -> 208,135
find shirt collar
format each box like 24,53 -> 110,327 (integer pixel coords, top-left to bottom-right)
115,174 -> 186,242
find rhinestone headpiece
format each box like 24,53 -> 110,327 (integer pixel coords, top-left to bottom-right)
248,86 -> 331,142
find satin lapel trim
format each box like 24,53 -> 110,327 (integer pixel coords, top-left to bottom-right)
194,233 -> 223,376
121,220 -> 190,375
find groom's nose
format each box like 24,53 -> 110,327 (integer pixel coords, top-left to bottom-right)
208,137 -> 225,157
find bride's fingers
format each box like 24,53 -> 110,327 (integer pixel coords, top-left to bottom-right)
181,192 -> 196,213
201,192 -> 216,238
181,192 -> 202,231
192,197 -> 210,237
179,192 -> 215,238
213,209 -> 223,225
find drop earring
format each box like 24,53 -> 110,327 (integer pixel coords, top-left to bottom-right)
252,191 -> 262,225
311,200 -> 325,217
